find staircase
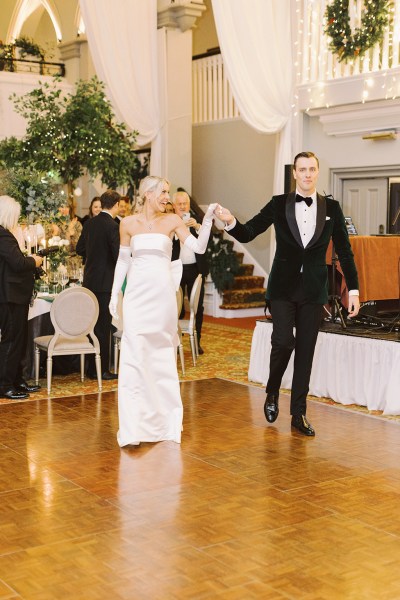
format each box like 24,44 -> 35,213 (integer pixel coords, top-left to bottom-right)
204,240 -> 268,319
220,251 -> 266,310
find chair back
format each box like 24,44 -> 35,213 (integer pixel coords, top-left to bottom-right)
50,287 -> 99,338
176,287 -> 183,316
188,274 -> 203,328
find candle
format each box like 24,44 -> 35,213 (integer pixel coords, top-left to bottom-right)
26,235 -> 31,254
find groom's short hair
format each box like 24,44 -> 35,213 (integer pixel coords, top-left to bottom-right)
101,190 -> 120,209
293,151 -> 319,169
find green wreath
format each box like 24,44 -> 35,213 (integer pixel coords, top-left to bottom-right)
325,0 -> 390,63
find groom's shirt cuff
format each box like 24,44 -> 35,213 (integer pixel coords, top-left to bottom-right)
224,218 -> 237,231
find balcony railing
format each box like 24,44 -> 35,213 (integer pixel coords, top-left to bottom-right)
192,50 -> 239,125
295,0 -> 400,84
0,58 -> 65,77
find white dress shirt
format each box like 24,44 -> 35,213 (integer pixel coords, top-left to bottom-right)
295,189 -> 317,248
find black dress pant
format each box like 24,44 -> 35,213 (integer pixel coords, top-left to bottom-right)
0,302 -> 29,391
266,277 -> 322,416
87,291 -> 112,375
179,263 -> 205,343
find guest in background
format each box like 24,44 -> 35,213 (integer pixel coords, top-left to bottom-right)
80,197 -> 102,226
172,190 -> 209,354
76,190 -> 120,380
132,195 -> 145,215
115,196 -> 132,225
52,202 -> 82,252
216,151 -> 359,436
165,201 -> 174,214
0,195 -> 43,400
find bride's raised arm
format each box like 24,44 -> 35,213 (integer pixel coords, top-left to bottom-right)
174,203 -> 219,254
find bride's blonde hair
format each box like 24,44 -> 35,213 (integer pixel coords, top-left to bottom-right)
138,176 -> 169,202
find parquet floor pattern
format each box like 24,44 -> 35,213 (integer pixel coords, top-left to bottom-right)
0,378 -> 399,599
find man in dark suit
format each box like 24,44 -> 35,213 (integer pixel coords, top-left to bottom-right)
172,191 -> 209,354
217,152 -> 360,436
0,195 -> 43,400
77,190 -> 120,380
114,196 -> 131,226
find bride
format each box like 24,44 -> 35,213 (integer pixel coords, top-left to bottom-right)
109,176 -> 218,448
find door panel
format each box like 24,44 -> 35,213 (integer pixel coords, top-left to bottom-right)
342,178 -> 388,235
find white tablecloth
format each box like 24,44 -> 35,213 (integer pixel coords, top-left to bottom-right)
28,297 -> 53,320
248,320 -> 400,415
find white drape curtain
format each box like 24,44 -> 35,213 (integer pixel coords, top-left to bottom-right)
79,0 -> 164,174
211,0 -> 294,193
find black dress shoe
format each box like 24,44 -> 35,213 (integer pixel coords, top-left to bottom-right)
0,388 -> 29,400
291,415 -> 315,436
102,371 -> 118,380
15,381 -> 41,393
198,345 -> 204,355
264,393 -> 279,423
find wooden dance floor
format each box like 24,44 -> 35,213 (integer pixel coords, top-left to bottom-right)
1,378 -> 400,599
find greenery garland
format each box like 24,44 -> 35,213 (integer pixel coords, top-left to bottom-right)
325,0 -> 390,63
206,234 -> 240,294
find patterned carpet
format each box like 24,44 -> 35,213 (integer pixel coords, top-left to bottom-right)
2,321 -> 399,422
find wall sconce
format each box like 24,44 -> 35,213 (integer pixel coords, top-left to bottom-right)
362,130 -> 397,140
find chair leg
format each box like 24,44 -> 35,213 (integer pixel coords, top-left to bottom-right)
194,330 -> 199,357
189,334 -> 197,366
114,339 -> 119,374
80,354 -> 85,382
34,345 -> 40,385
178,343 -> 185,375
46,356 -> 53,394
95,354 -> 102,391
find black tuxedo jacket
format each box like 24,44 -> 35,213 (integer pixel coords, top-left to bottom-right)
76,211 -> 120,293
171,224 -> 209,277
0,226 -> 36,304
229,192 -> 358,304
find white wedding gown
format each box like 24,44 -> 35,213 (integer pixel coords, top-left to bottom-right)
117,233 -> 183,447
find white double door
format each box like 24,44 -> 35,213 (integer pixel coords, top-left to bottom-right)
342,178 -> 388,235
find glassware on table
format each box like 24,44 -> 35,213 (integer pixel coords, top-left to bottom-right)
78,267 -> 84,285
68,267 -> 79,286
48,270 -> 60,294
60,272 -> 69,291
39,283 -> 49,296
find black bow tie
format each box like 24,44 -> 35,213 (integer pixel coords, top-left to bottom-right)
296,194 -> 313,207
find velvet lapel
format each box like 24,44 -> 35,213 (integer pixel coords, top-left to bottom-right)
306,193 -> 326,248
285,191 -> 302,247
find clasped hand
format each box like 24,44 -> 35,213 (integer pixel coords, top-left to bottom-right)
212,204 -> 234,223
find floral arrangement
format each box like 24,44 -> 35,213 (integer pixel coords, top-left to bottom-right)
0,167 -> 65,223
324,0 -> 390,63
44,236 -> 70,271
206,234 -> 240,294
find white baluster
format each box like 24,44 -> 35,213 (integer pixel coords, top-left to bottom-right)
217,54 -> 224,119
392,1 -> 400,68
223,63 -> 228,119
381,27 -> 390,71
202,60 -> 207,123
301,0 -> 310,83
193,61 -> 198,124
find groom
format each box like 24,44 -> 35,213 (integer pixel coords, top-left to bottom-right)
217,151 -> 360,436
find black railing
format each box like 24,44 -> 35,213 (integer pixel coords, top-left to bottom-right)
0,58 -> 65,77
192,46 -> 220,61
